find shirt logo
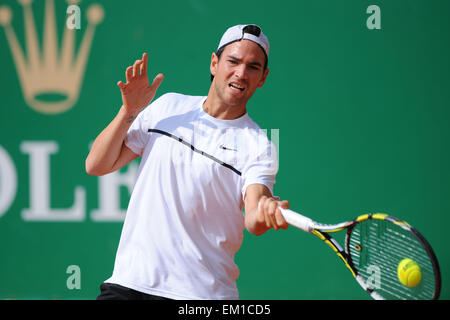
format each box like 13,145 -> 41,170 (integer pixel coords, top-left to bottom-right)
219,144 -> 237,152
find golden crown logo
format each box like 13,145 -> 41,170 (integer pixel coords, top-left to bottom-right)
0,0 -> 104,114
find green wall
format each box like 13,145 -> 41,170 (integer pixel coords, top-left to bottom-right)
0,0 -> 448,299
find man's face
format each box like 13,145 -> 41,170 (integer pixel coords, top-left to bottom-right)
210,39 -> 269,108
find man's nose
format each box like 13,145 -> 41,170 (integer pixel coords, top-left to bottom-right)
234,64 -> 248,79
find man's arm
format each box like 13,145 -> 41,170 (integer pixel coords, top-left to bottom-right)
85,107 -> 140,176
244,183 -> 289,236
85,52 -> 164,176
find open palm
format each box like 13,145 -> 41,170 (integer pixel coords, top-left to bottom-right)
117,52 -> 164,116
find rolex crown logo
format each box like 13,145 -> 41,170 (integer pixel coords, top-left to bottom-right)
0,0 -> 104,114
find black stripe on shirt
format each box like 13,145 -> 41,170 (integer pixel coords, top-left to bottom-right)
147,129 -> 242,176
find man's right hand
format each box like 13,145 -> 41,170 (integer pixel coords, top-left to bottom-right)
117,52 -> 164,117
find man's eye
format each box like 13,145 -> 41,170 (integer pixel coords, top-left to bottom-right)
228,60 -> 238,64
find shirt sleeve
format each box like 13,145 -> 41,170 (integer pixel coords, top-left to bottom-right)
241,138 -> 279,200
124,94 -> 167,156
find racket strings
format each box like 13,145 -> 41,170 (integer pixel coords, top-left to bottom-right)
348,219 -> 436,300
356,223 -> 435,299
351,236 -> 434,300
354,222 -> 435,299
350,238 -> 419,299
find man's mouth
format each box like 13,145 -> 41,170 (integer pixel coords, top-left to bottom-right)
229,82 -> 245,91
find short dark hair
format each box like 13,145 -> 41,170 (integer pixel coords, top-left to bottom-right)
210,41 -> 268,82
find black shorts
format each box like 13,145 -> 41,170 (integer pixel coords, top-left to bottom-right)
96,283 -> 172,300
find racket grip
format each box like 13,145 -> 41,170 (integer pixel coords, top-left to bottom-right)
279,208 -> 314,233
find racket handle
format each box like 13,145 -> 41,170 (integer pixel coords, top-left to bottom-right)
279,208 -> 314,233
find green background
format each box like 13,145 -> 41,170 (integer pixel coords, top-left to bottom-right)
0,0 -> 449,299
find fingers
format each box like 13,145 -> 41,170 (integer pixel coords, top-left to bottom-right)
119,53 -> 159,98
141,52 -> 148,76
150,73 -> 164,91
275,200 -> 289,229
125,56 -> 146,84
141,73 -> 164,106
117,80 -> 127,95
267,200 -> 278,230
125,66 -> 133,83
258,196 -> 289,231
144,74 -> 164,100
134,59 -> 145,77
278,200 -> 290,209
275,208 -> 289,229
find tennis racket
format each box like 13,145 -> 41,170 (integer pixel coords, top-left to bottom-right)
279,208 -> 441,300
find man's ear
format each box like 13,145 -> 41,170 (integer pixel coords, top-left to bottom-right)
257,68 -> 269,88
210,52 -> 219,77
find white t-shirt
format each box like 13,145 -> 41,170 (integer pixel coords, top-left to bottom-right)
105,93 -> 278,299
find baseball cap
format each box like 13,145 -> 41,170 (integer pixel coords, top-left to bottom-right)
217,24 -> 270,58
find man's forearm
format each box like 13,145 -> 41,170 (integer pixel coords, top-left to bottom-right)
85,106 -> 136,176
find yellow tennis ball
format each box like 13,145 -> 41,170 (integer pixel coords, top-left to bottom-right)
397,258 -> 422,287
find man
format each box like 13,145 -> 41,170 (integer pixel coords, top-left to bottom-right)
86,24 -> 290,300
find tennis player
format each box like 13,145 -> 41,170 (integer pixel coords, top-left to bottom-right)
86,24 -> 290,300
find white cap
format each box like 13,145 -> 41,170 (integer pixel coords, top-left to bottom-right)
217,24 -> 270,57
